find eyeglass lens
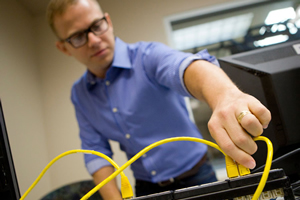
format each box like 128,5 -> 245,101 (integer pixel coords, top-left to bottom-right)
69,18 -> 108,48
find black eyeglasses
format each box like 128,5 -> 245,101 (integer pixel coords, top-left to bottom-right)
62,16 -> 109,48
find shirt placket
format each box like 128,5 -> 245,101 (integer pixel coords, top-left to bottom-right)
104,77 -> 133,148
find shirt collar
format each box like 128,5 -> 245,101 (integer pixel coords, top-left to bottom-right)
112,37 -> 132,69
85,37 -> 132,89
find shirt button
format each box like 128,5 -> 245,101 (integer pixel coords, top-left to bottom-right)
151,171 -> 156,176
125,134 -> 131,139
112,108 -> 118,113
142,154 -> 147,158
105,81 -> 110,86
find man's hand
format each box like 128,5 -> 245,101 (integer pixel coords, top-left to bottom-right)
184,60 -> 271,169
207,90 -> 271,169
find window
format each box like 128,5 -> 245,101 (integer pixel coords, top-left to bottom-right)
166,0 -> 300,58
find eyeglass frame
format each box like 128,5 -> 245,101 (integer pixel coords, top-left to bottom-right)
60,16 -> 109,48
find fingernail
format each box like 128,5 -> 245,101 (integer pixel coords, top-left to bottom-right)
263,124 -> 268,129
248,160 -> 256,169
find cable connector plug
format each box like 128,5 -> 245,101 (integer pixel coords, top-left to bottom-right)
237,163 -> 250,176
121,175 -> 134,199
225,156 -> 239,178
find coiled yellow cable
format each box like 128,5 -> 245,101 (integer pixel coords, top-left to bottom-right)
81,137 -> 224,199
81,136 -> 272,200
20,136 -> 273,200
19,149 -> 132,200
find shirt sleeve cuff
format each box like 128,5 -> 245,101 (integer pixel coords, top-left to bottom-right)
86,158 -> 112,175
179,49 -> 220,97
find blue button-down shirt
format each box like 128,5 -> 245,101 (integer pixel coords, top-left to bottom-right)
71,37 -> 219,183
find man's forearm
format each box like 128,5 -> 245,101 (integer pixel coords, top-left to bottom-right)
92,166 -> 122,200
183,59 -> 240,110
183,59 -> 271,169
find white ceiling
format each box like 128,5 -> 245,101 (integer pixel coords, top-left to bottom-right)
17,0 -> 49,15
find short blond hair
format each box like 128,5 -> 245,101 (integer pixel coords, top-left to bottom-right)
46,0 -> 101,37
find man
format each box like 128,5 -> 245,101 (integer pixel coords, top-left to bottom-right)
46,0 -> 271,199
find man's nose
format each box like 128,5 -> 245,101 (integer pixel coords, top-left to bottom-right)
87,31 -> 101,47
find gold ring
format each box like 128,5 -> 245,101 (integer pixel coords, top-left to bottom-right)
237,111 -> 251,123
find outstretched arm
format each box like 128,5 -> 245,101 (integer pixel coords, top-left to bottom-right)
183,60 -> 271,169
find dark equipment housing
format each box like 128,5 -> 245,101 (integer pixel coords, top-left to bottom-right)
0,100 -> 21,200
219,40 -> 300,182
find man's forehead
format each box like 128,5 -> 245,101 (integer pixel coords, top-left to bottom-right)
53,0 -> 103,38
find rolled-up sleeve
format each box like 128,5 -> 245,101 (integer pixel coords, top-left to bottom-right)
142,43 -> 219,97
179,49 -> 220,96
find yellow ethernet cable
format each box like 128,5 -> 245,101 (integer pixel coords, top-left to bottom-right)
81,136 -> 272,200
252,136 -> 273,200
225,155 -> 239,178
19,149 -> 133,200
20,136 -> 273,200
80,137 -> 224,200
237,163 -> 251,176
225,156 -> 250,178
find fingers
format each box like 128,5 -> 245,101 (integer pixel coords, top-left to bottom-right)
248,98 -> 271,129
237,111 -> 263,137
226,118 -> 258,155
236,97 -> 271,137
208,121 -> 256,169
210,107 -> 258,155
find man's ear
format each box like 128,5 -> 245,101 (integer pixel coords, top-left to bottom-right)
56,41 -> 72,56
